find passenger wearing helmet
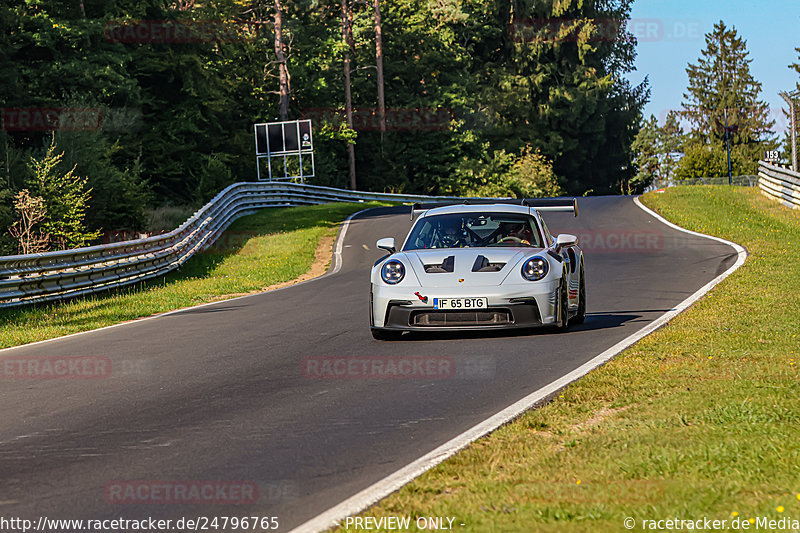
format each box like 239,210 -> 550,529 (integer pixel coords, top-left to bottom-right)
501,222 -> 533,245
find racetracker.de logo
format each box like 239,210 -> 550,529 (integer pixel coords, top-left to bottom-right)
509,18 -> 701,43
302,356 -> 454,379
1,107 -> 141,132
105,481 -> 259,505
2,108 -> 101,131
1,356 -> 112,379
576,230 -> 663,253
302,107 -> 453,132
104,20 -> 260,44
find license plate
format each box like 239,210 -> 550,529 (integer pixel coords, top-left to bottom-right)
433,297 -> 488,310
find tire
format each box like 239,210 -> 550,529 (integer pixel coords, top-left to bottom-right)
555,277 -> 570,332
371,328 -> 402,341
571,261 -> 586,325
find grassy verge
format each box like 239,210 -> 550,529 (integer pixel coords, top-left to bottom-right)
340,187 -> 800,532
0,202 -> 377,349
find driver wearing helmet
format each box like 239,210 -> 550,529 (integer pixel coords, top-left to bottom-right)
438,217 -> 467,248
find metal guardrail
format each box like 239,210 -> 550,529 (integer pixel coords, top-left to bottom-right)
758,162 -> 800,210
649,175 -> 758,190
0,182 -> 489,308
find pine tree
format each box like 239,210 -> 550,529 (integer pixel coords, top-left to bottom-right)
273,0 -> 291,121
682,21 -> 775,158
659,111 -> 685,182
632,112 -> 686,190
28,135 -> 101,250
1,0 -> 650,201
476,0 -> 649,194
341,0 -> 357,189
631,115 -> 660,190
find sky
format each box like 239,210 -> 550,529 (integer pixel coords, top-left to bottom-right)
624,0 -> 800,133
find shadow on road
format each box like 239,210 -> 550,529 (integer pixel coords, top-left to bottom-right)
383,311 -> 660,341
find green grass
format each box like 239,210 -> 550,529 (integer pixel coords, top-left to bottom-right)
0,202 -> 377,349
338,187 -> 800,532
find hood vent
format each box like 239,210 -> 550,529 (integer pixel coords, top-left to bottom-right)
472,255 -> 505,272
424,255 -> 455,273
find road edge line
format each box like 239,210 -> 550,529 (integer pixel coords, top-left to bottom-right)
331,208 -> 364,275
289,195 -> 748,533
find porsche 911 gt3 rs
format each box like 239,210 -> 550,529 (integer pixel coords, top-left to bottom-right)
369,199 -> 585,340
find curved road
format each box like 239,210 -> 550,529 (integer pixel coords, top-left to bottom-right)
0,197 -> 738,530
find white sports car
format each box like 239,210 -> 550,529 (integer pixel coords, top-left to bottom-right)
370,199 -> 585,340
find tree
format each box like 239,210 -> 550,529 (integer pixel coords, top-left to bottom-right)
631,115 -> 660,191
9,189 -> 49,254
682,21 -> 775,162
631,112 -> 686,190
274,0 -> 291,120
0,0 -> 649,213
28,136 -> 100,249
341,0 -> 357,189
457,145 -> 562,199
659,111 -> 685,182
500,147 -> 563,199
372,0 -> 386,139
473,0 -> 648,195
673,140 -> 751,181
53,126 -> 150,232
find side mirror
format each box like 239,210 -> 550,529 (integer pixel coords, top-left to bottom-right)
555,233 -> 577,252
376,237 -> 396,254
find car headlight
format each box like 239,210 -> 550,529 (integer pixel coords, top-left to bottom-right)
521,256 -> 548,281
381,260 -> 405,284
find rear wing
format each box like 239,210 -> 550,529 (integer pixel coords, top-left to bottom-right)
410,198 -> 578,219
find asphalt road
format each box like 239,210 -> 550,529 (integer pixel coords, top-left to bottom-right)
0,196 -> 739,531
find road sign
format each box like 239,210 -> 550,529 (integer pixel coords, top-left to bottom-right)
254,119 -> 314,181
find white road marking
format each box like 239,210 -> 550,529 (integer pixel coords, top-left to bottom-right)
332,209 -> 372,275
289,196 -> 748,533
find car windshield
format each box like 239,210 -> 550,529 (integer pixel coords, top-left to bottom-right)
403,213 -> 542,250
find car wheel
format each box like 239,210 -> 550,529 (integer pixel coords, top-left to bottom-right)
555,277 -> 570,332
371,328 -> 402,341
572,261 -> 586,325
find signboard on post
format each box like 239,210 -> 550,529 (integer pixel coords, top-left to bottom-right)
254,119 -> 314,181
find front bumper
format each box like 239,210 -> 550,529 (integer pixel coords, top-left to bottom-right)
371,281 -> 560,331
